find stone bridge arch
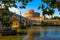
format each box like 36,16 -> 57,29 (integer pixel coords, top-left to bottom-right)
22,18 -> 31,26
11,17 -> 20,30
22,19 -> 27,26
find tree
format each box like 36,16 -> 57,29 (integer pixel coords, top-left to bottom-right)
0,0 -> 32,8
42,9 -> 48,17
42,0 -> 57,8
0,6 -> 14,30
42,0 -> 60,14
42,8 -> 54,18
48,9 -> 54,18
38,0 -> 56,18
38,4 -> 47,17
0,0 -> 32,28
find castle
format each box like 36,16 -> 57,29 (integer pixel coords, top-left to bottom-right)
24,10 -> 45,24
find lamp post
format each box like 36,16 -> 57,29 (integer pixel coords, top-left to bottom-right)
19,6 -> 25,29
20,10 -> 22,29
17,8 -> 22,40
17,6 -> 25,40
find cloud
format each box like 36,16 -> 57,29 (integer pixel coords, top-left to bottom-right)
9,7 -> 25,15
9,7 -> 19,13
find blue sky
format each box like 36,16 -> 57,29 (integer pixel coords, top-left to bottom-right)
9,0 -> 60,17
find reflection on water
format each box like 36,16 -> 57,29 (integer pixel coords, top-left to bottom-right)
40,26 -> 60,37
23,26 -> 60,40
39,26 -> 60,40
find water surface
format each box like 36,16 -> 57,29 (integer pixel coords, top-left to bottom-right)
23,26 -> 60,40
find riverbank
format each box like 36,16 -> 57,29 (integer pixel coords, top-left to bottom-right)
31,24 -> 60,26
0,35 -> 25,40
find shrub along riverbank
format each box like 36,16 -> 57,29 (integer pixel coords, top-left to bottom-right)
31,24 -> 60,26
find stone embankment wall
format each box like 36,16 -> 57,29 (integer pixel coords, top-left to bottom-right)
42,19 -> 60,24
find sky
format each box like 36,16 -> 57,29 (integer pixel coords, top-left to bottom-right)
9,0 -> 60,17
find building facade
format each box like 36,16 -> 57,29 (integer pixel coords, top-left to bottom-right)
24,10 -> 45,24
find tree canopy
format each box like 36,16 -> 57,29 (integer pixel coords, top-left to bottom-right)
0,0 -> 32,8
0,0 -> 33,27
38,0 -> 60,18
0,6 -> 14,27
42,0 -> 60,9
1,0 -> 60,27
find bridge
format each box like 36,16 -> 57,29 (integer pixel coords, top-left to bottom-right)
1,6 -> 60,29
0,6 -> 32,31
1,6 -> 60,38
11,13 -> 31,29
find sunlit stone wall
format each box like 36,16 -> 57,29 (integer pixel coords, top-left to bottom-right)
24,10 -> 40,18
11,17 -> 20,29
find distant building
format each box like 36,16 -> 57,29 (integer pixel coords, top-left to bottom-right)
24,10 -> 44,23
24,10 -> 40,18
0,6 -> 31,30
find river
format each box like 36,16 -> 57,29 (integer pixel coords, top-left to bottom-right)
23,26 -> 60,40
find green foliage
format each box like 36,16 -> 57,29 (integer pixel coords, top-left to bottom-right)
37,0 -> 56,17
0,0 -> 32,8
42,4 -> 44,9
38,4 -> 46,16
42,0 -> 60,9
0,6 -> 14,27
43,9 -> 48,16
42,8 -> 54,18
42,0 -> 50,4
20,5 -> 26,9
48,9 -> 54,15
0,0 -> 32,27
38,4 -> 45,10
38,6 -> 41,10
